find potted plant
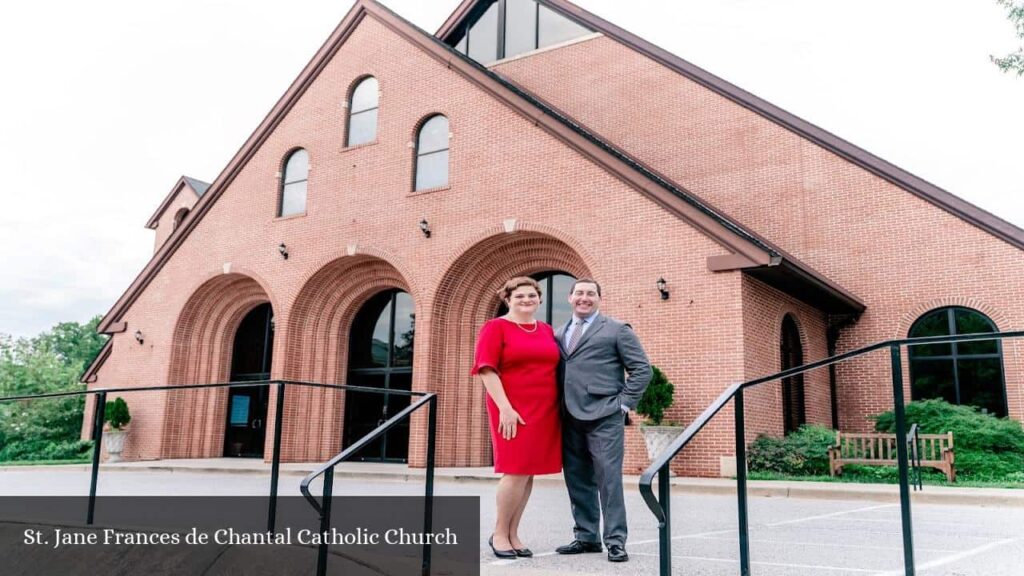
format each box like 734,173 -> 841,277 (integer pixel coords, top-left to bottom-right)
102,397 -> 131,462
637,366 -> 682,461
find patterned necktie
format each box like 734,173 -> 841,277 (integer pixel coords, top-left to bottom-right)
566,318 -> 584,353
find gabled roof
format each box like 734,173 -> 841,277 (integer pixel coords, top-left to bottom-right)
98,0 -> 862,334
144,175 -> 211,229
183,176 -> 211,197
80,338 -> 112,384
439,0 -> 1024,252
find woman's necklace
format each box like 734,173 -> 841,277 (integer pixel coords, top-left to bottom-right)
507,316 -> 538,333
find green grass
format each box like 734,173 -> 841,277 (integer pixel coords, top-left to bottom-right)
0,458 -> 91,467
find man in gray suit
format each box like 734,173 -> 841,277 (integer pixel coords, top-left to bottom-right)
555,278 -> 652,563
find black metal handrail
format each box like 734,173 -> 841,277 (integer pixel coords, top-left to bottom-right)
0,379 -> 432,540
907,423 -> 922,491
639,330 -> 1024,576
299,392 -> 437,576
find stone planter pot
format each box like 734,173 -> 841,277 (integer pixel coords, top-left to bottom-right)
640,425 -> 684,463
103,429 -> 128,463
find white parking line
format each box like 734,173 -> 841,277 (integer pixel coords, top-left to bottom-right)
688,534 -> 947,553
766,503 -> 896,526
868,537 -> 1023,576
629,551 -> 878,573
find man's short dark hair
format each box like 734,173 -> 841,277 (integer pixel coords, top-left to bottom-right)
570,278 -> 602,297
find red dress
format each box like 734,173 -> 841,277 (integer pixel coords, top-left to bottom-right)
471,318 -> 562,474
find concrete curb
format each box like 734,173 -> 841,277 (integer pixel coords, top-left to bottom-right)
3,461 -> 1021,506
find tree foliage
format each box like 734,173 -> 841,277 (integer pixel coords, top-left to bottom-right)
0,316 -> 106,461
993,0 -> 1024,76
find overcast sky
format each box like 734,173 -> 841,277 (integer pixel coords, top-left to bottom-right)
1,0 -> 1021,338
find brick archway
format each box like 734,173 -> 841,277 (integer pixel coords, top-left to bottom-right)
428,231 -> 591,467
281,254 -> 412,462
163,273 -> 271,459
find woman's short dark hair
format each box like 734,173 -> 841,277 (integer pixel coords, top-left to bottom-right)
497,276 -> 542,301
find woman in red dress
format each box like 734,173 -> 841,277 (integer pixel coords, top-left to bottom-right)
472,276 -> 562,559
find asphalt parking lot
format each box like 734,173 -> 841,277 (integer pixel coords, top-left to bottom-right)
0,466 -> 1021,576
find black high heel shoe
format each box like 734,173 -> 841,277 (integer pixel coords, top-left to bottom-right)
488,535 -> 517,559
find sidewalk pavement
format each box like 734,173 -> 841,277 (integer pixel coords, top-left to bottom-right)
8,458 -> 1021,507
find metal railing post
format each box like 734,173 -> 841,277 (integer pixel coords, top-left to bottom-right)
422,395 -> 437,576
658,465 -> 671,576
316,467 -> 334,576
890,345 -> 916,576
87,391 -> 107,525
734,389 -> 751,576
268,381 -> 285,532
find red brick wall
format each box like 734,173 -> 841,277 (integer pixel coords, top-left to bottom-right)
494,35 -> 1024,432
89,14 -> 750,476
152,188 -> 199,252
741,276 -> 831,443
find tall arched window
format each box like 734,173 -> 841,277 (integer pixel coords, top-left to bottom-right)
279,149 -> 308,217
908,306 -> 1006,416
414,115 -> 449,191
347,76 -> 378,146
780,314 -> 806,434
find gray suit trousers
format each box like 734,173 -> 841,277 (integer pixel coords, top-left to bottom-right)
562,410 -> 626,547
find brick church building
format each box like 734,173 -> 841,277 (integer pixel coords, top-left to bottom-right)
82,0 -> 1024,476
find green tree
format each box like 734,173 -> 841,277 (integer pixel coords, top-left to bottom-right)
0,316 -> 107,461
993,0 -> 1024,76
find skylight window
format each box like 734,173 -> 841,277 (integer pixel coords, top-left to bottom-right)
451,0 -> 592,64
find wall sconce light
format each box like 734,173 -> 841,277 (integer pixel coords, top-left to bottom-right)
419,218 -> 431,238
656,277 -> 670,300
278,243 -> 289,260
134,330 -> 145,345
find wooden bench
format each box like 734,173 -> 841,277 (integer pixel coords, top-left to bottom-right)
828,431 -> 955,482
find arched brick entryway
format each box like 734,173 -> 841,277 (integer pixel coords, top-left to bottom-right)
281,254 -> 413,462
427,231 -> 591,467
163,273 -> 272,459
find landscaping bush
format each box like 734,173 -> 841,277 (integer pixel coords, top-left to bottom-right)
747,425 -> 836,476
873,399 -> 1024,479
637,365 -> 673,425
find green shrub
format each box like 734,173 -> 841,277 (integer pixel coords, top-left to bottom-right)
637,365 -> 674,425
747,425 -> 836,476
873,399 -> 1024,479
104,397 -> 131,430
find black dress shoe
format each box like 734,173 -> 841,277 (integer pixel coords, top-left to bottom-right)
488,535 -> 517,559
607,544 -> 629,562
555,540 -> 603,554
513,547 -> 533,558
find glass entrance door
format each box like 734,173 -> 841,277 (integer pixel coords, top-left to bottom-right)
343,290 -> 414,462
224,303 -> 273,457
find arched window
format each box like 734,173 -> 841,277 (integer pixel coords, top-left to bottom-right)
908,307 -> 1006,416
172,208 -> 190,230
414,115 -> 449,191
347,76 -> 378,146
279,149 -> 308,217
780,314 -> 806,434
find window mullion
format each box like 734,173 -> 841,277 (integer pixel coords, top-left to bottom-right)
497,0 -> 507,60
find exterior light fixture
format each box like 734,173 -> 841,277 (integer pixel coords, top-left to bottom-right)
656,277 -> 670,300
134,330 -> 144,345
278,243 -> 289,260
419,218 -> 431,238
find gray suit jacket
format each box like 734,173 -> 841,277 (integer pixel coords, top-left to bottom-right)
556,313 -> 653,421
